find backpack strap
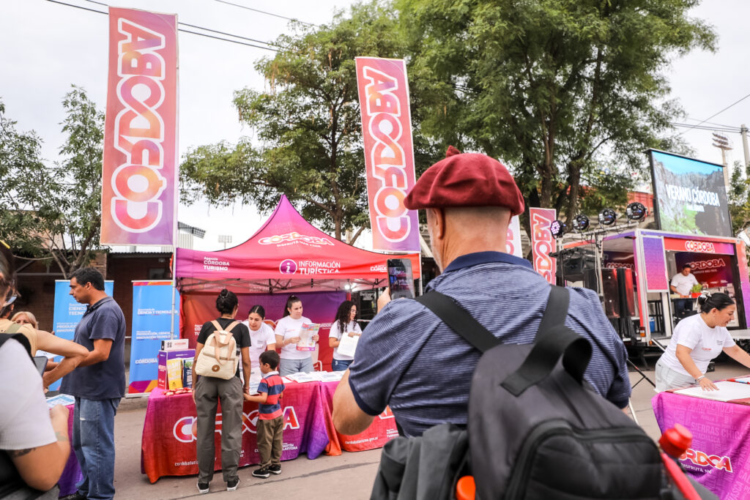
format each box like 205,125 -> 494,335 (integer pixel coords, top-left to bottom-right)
0,333 -> 33,359
415,292 -> 500,353
501,286 -> 592,397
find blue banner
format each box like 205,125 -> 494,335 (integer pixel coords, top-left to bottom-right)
51,280 -> 114,391
128,281 -> 180,394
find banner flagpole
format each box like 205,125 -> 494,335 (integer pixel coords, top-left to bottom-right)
170,12 -> 180,341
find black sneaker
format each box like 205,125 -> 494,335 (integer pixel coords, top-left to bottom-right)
268,464 -> 281,475
197,482 -> 210,494
252,467 -> 271,479
226,478 -> 240,491
61,494 -> 87,500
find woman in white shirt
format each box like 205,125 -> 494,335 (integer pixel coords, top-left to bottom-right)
275,296 -> 319,376
328,300 -> 362,371
241,305 -> 276,374
656,293 -> 750,392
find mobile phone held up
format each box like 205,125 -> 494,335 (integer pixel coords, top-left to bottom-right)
387,259 -> 415,300
33,356 -> 48,377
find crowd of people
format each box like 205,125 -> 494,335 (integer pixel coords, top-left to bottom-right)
1,146 -> 733,499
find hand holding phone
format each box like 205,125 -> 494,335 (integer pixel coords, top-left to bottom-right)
387,259 -> 415,300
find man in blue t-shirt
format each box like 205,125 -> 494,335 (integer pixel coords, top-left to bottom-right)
60,267 -> 126,500
332,147 -> 631,438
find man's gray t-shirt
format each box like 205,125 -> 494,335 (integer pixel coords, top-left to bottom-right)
348,251 -> 632,437
60,296 -> 126,400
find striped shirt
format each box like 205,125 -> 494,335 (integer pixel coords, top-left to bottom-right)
257,371 -> 285,420
348,251 -> 631,437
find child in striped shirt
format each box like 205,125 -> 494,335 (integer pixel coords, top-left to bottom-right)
245,350 -> 285,478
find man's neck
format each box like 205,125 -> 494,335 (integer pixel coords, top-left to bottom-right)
88,291 -> 108,307
439,240 -> 507,271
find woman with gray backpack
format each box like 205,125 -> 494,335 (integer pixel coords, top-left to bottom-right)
191,289 -> 252,494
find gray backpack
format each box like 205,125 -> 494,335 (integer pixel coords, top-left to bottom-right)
371,287 -> 715,500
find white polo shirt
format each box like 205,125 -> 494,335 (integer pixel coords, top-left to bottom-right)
671,272 -> 699,296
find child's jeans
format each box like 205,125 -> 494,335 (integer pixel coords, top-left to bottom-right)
257,415 -> 284,468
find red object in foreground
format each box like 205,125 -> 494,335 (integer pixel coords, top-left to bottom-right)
456,476 -> 476,500
659,423 -> 693,458
661,453 -> 702,500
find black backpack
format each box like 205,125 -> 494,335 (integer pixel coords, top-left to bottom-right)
371,286 -> 716,500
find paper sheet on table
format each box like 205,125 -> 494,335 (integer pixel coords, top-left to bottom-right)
46,394 -> 75,408
336,333 -> 359,358
675,381 -> 750,401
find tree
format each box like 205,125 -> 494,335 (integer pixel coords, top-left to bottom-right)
0,86 -> 105,277
398,0 -> 716,227
181,2 -> 442,243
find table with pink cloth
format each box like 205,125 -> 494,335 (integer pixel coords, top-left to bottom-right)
141,384 -> 331,483
652,391 -> 750,499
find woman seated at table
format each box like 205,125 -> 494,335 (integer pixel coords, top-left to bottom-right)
656,292 -> 750,392
328,300 -> 362,372
243,305 -> 276,374
275,295 -> 319,376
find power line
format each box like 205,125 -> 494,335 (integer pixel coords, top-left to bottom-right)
46,0 -> 279,52
84,0 -> 280,48
671,122 -> 741,133
678,92 -> 750,136
685,117 -> 739,129
215,0 -> 318,27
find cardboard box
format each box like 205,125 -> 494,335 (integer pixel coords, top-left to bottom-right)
158,349 -> 195,390
161,339 -> 189,351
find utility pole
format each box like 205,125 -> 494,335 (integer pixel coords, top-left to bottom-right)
712,132 -> 732,193
741,124 -> 750,172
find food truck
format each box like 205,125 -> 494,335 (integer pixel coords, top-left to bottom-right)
559,150 -> 750,352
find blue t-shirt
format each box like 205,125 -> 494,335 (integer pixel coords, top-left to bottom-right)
60,296 -> 127,400
348,251 -> 631,437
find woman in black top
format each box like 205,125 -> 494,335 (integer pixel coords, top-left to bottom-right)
192,289 -> 251,493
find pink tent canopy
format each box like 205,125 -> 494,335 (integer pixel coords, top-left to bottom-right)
175,195 -> 421,293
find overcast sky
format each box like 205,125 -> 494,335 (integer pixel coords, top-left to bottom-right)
2,0 -> 749,251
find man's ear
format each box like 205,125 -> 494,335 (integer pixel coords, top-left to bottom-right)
430,208 -> 447,240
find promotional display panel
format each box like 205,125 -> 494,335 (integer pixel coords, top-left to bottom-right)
180,291 -> 344,370
129,281 -> 180,394
650,150 -> 732,237
51,280 -> 114,391
355,57 -> 420,252
674,254 -> 733,289
100,7 -> 178,245
530,208 -> 557,284
642,237 -> 669,292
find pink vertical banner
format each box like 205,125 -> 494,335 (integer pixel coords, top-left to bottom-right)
530,208 -> 557,284
506,215 -> 523,258
736,242 -> 750,328
355,57 -> 419,252
101,7 -> 178,245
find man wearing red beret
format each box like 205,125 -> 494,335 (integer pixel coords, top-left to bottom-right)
333,147 -> 631,437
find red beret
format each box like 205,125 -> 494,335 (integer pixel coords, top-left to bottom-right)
404,146 -> 525,215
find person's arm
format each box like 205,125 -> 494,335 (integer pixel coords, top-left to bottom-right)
675,344 -> 718,391
36,330 -> 88,388
333,370 -> 374,435
10,404 -> 71,492
244,392 -> 268,403
329,337 -> 341,348
329,322 -> 341,349
670,285 -> 679,294
266,342 -> 276,351
192,342 -> 204,402
724,344 -> 750,369
76,339 -> 113,367
241,346 -> 251,394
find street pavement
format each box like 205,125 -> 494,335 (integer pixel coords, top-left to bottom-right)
109,356 -> 750,499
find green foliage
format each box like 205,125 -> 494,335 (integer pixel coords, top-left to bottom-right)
181,2 -> 443,242
0,86 -> 104,277
399,0 -> 716,223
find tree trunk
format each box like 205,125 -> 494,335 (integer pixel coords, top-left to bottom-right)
565,163 -> 582,222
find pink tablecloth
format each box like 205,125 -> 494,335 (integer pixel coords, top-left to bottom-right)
141,384 -> 330,483
652,392 -> 750,499
320,381 -> 398,455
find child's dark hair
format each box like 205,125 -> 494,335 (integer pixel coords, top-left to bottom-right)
216,289 -> 238,315
248,305 -> 266,319
335,300 -> 356,331
698,292 -> 735,314
282,295 -> 302,317
259,350 -> 280,370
